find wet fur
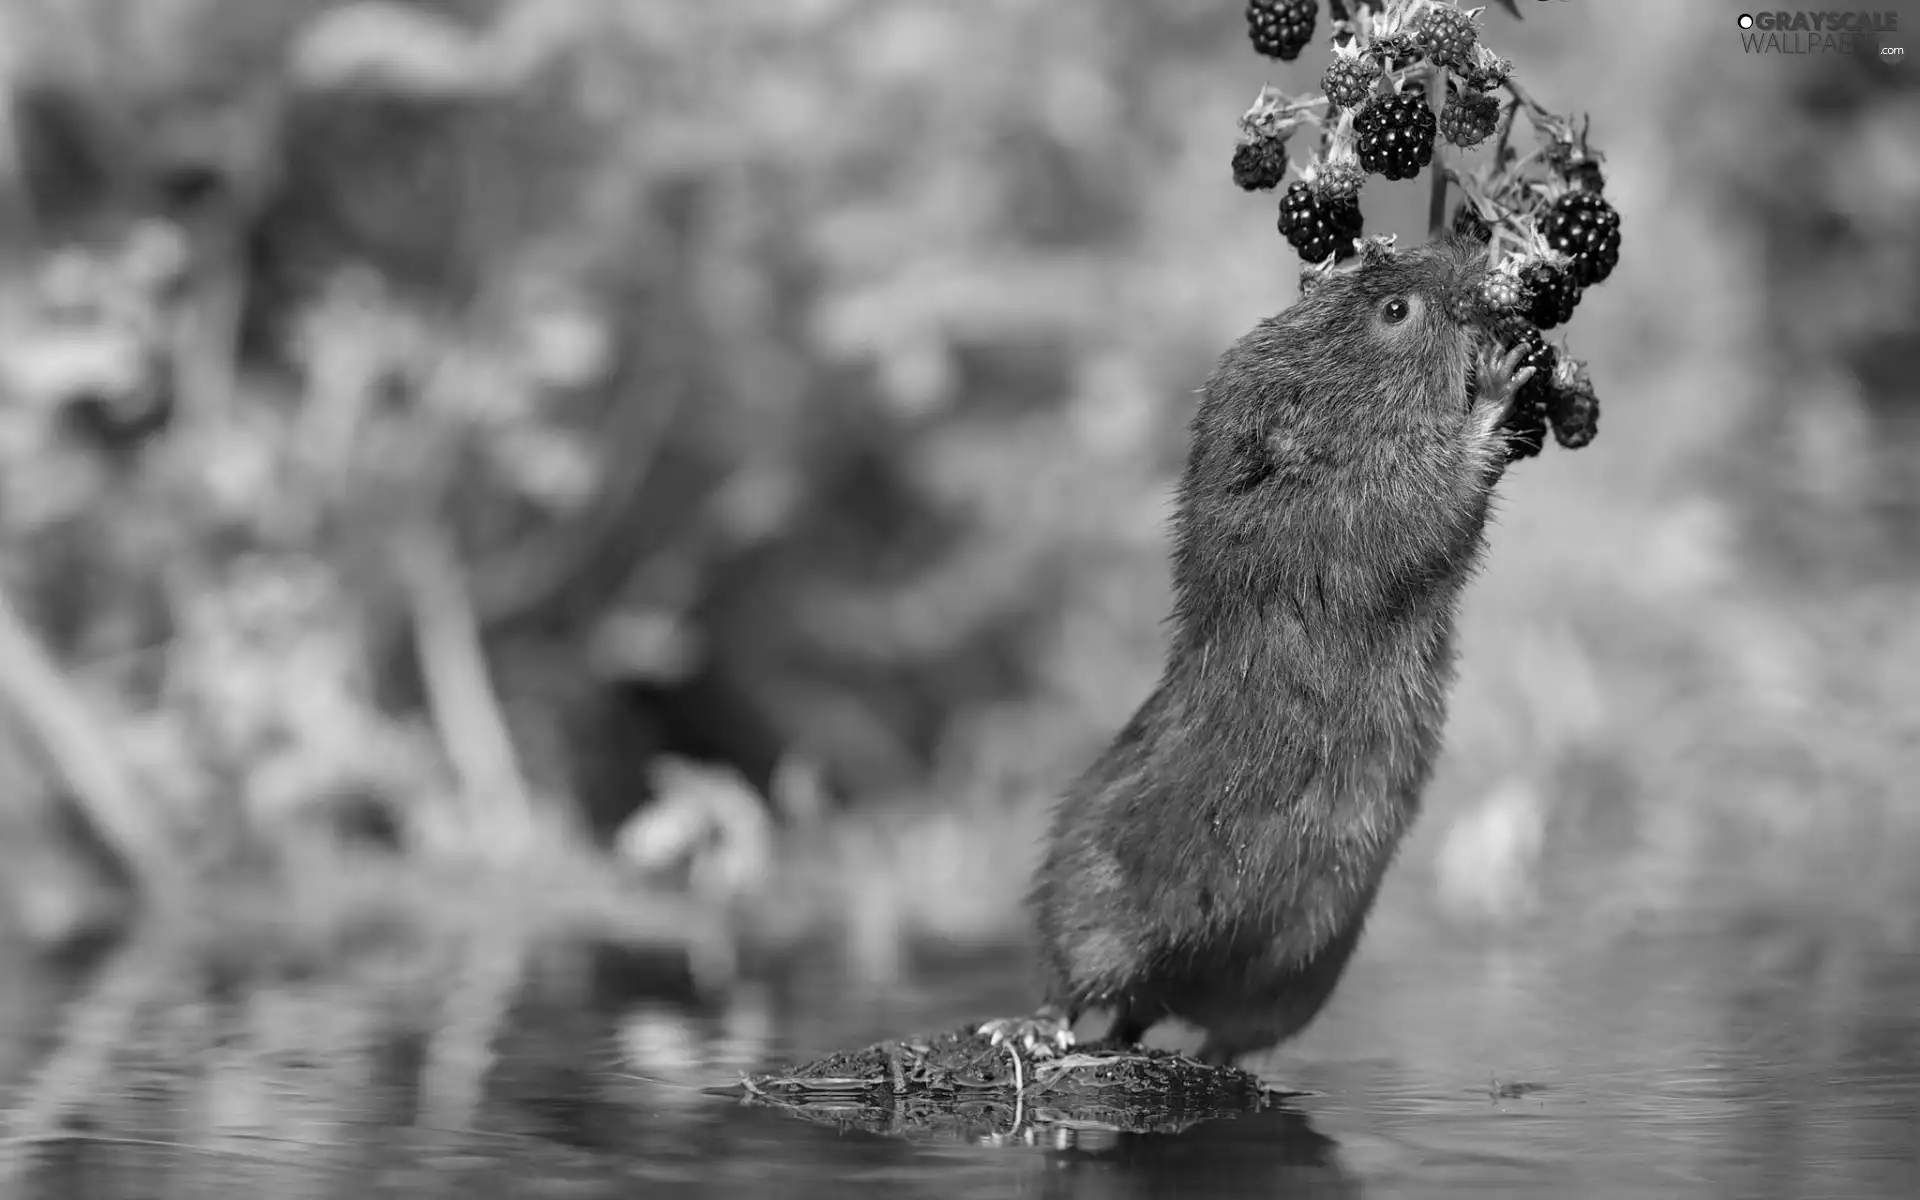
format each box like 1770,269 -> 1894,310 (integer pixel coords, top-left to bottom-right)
1031,239 -> 1511,1063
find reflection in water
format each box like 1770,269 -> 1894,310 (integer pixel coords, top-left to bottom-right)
0,921 -> 1917,1199
1034,1107 -> 1358,1199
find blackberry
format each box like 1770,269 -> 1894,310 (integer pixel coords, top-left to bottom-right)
1547,367 -> 1600,450
1543,191 -> 1621,286
1353,92 -> 1435,181
1312,157 -> 1364,203
1278,181 -> 1363,263
1248,0 -> 1318,61
1479,268 -> 1527,315
1452,203 -> 1492,243
1321,44 -> 1379,109
1418,3 -> 1480,71
1232,136 -> 1291,192
1519,260 -> 1581,329
1495,319 -> 1557,461
1505,397 -> 1548,460
1437,87 -> 1499,148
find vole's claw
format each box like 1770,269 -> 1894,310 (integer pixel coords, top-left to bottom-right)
1473,341 -> 1534,423
979,1011 -> 1076,1059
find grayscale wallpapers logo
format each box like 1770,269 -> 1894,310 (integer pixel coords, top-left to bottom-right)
1737,11 -> 1904,59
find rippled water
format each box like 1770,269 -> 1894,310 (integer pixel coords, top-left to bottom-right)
1,916 -> 1916,1199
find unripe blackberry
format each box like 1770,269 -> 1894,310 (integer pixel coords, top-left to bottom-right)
1479,266 -> 1527,315
1232,136 -> 1291,192
1278,181 -> 1363,263
1353,92 -> 1436,181
1438,87 -> 1500,148
1417,3 -> 1480,71
1313,159 -> 1364,203
1543,191 -> 1622,286
1519,260 -> 1581,329
1321,43 -> 1380,109
1248,0 -> 1317,61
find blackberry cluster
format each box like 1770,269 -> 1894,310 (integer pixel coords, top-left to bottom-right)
1543,191 -> 1622,286
1320,47 -> 1379,109
1278,181 -> 1363,263
1438,88 -> 1500,148
1232,136 -> 1292,192
1248,0 -> 1318,61
1520,261 -> 1581,329
1353,92 -> 1436,180
1418,4 -> 1480,71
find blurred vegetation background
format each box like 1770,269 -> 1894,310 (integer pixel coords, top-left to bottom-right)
0,0 -> 1914,1006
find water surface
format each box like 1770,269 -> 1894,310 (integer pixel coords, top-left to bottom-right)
2,918 -> 1915,1198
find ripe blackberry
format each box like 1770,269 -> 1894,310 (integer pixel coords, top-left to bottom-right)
1232,136 -> 1291,192
1248,0 -> 1317,62
1509,325 -> 1557,411
1547,363 -> 1600,449
1505,397 -> 1548,460
1543,191 -> 1621,286
1519,260 -> 1581,329
1418,3 -> 1480,71
1353,92 -> 1435,181
1452,203 -> 1492,243
1278,181 -> 1363,263
1438,87 -> 1499,147
1493,319 -> 1557,461
1321,44 -> 1379,109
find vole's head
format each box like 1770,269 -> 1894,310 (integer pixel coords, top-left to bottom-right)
1172,236 -> 1499,617
1186,235 -> 1493,500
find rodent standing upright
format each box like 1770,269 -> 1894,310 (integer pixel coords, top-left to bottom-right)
991,235 -> 1533,1066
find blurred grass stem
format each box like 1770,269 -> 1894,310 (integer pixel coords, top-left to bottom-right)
394,521 -> 536,853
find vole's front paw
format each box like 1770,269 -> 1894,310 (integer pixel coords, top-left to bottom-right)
979,1009 -> 1076,1059
1470,341 -> 1536,437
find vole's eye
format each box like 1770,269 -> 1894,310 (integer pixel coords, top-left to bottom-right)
1380,296 -> 1411,325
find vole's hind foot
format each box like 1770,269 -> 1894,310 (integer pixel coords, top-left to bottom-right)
1469,341 -> 1536,432
979,1007 -> 1076,1058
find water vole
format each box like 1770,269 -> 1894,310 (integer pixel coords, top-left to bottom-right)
992,235 -> 1534,1065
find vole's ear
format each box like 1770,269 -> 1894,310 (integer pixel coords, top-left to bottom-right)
1228,375 -> 1326,492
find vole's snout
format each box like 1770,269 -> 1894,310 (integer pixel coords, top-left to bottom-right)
1444,261 -> 1498,330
